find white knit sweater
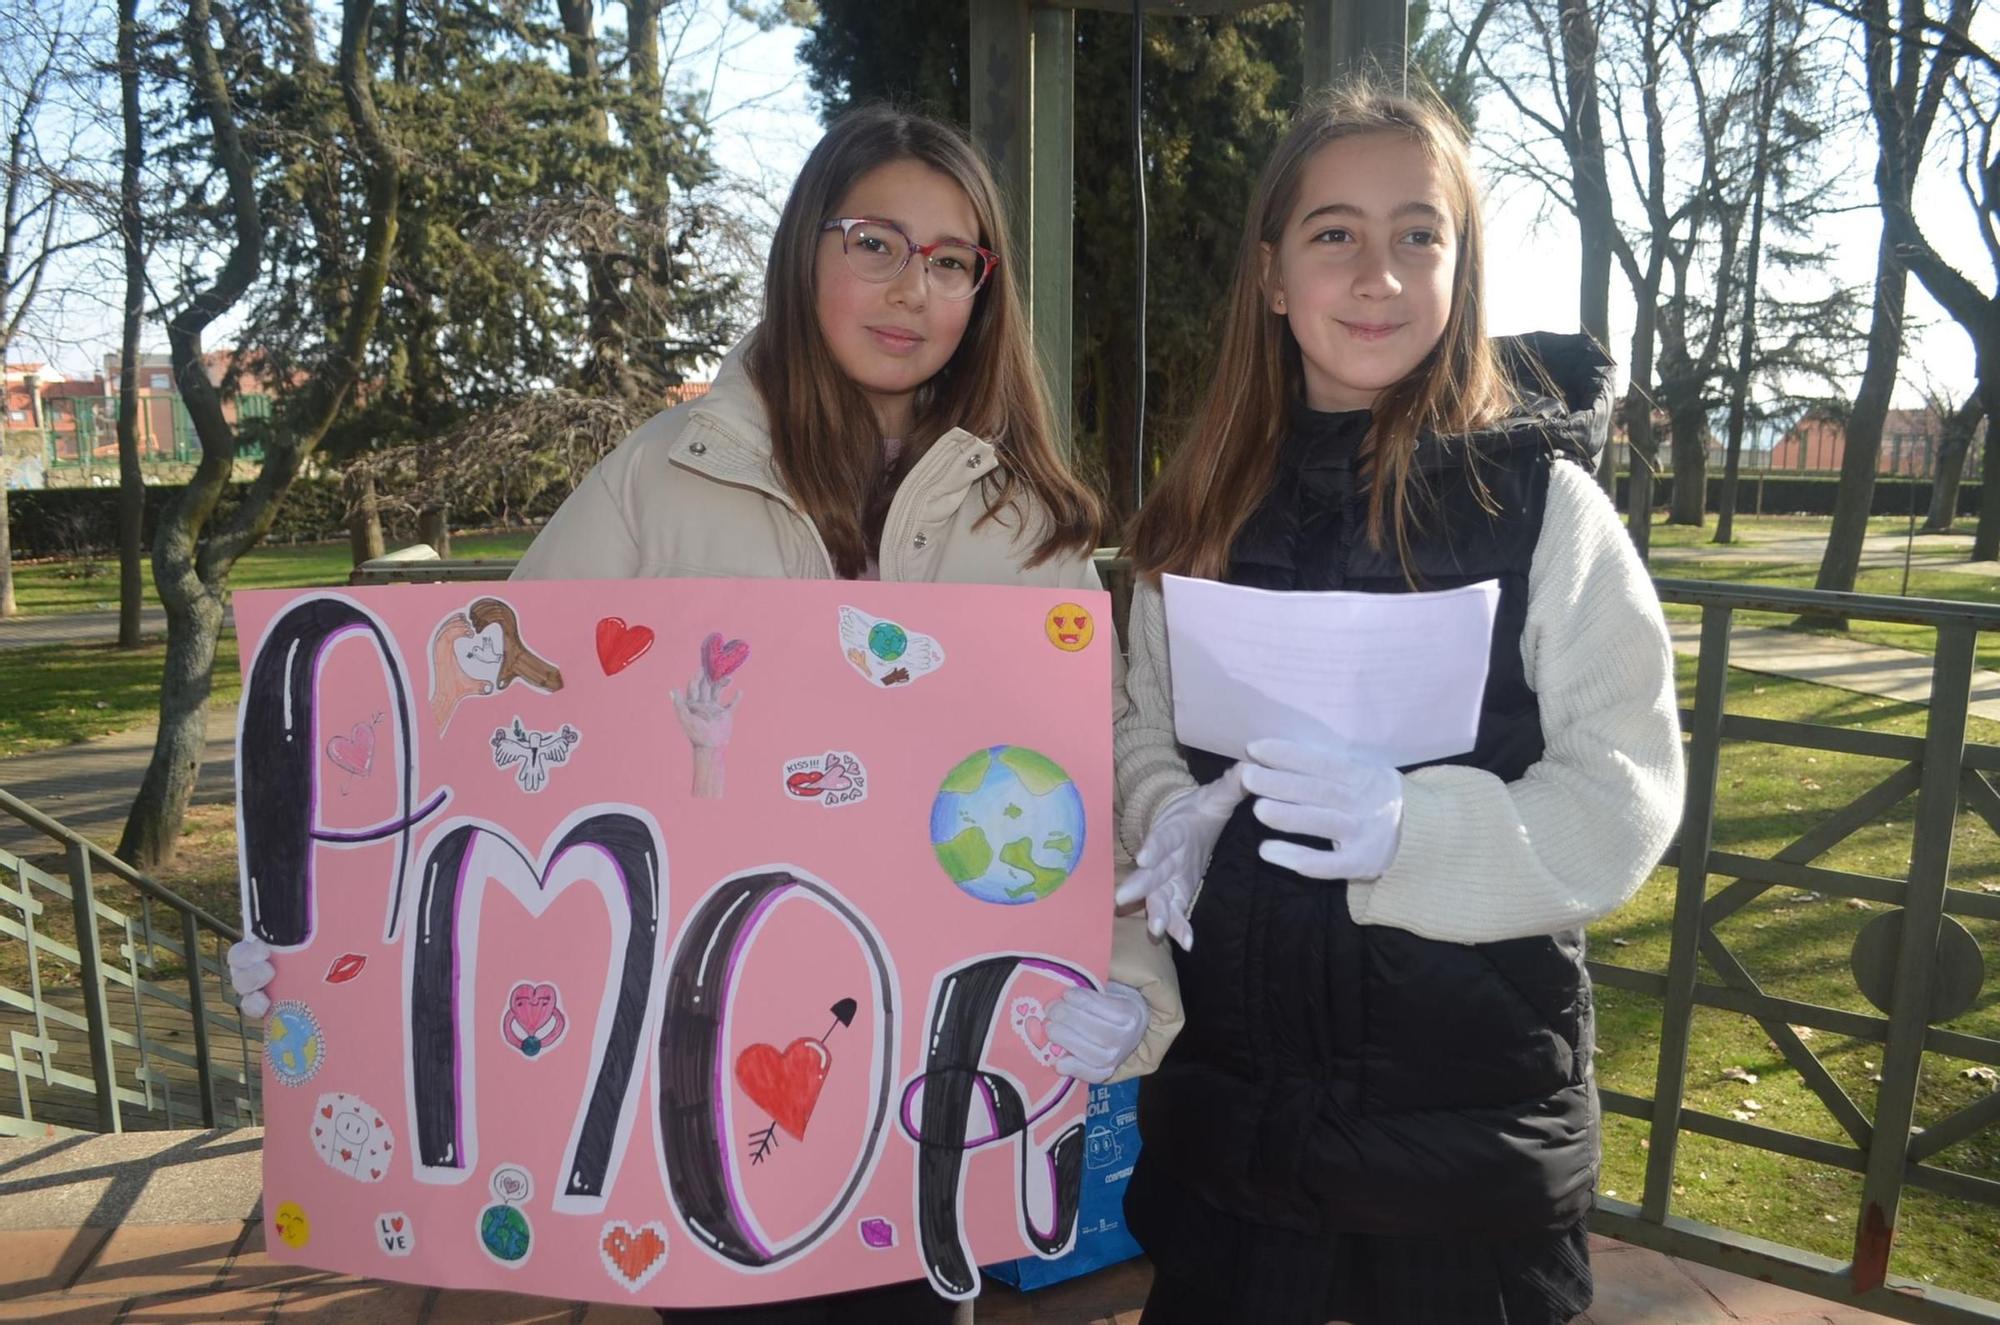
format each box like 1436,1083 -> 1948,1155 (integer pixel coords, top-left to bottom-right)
1115,459 -> 1685,944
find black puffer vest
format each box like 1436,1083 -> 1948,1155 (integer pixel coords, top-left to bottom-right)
1128,333 -> 1618,1256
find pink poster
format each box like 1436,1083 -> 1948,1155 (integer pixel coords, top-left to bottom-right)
232,578 -> 1113,1308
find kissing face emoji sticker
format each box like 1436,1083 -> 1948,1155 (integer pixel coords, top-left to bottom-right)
1045,603 -> 1094,652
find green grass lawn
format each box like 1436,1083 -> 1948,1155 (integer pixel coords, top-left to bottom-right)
1592,655 -> 2000,1296
1,532 -> 533,756
7,530 -> 536,616
1641,512 -> 1943,549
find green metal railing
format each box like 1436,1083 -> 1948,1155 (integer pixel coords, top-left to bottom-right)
1593,578 -> 2000,1323
0,787 -> 261,1137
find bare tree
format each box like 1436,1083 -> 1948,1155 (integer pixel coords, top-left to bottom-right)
114,0 -> 144,648
1882,58 -> 2000,554
1815,0 -> 1973,596
1461,0 -> 1619,491
1920,388 -> 1984,530
0,5 -> 102,618
119,0 -> 401,869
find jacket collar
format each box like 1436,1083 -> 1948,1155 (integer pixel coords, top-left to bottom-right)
668,338 -> 1002,510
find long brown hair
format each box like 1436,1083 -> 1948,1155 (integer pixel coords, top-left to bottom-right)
1127,79 -> 1515,581
744,104 -> 1100,578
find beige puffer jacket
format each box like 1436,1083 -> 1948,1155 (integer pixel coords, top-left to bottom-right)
511,343 -> 1181,1081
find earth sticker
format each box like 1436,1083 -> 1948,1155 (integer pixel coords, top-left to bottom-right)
929,746 -> 1085,905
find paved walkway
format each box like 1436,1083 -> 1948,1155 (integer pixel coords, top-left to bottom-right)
0,605 -> 238,651
0,704 -> 235,857
0,1130 -> 1916,1324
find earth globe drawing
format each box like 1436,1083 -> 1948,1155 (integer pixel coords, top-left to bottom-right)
867,620 -> 908,662
480,1203 -> 531,1262
265,1003 -> 323,1083
930,745 -> 1086,904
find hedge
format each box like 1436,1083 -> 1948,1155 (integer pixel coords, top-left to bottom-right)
5,480 -> 566,560
1613,473 -> 1981,519
5,470 -> 1984,560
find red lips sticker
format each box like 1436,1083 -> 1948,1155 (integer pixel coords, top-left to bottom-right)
324,952 -> 367,984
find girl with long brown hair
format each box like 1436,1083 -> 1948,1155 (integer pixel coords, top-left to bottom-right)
1107,81 -> 1683,1324
233,105 -> 1177,1323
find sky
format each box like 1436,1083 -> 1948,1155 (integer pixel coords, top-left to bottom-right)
19,1 -> 1993,421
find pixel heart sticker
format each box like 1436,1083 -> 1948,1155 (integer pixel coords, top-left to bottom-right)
1009,996 -> 1067,1067
700,631 -> 750,683
599,1220 -> 669,1292
595,618 -> 654,676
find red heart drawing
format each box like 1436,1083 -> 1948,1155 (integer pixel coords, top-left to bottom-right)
600,1221 -> 669,1289
596,617 -> 655,676
321,1105 -> 334,1119
734,1038 -> 831,1140
701,632 -> 751,683
391,1216 -> 404,1232
325,722 -> 375,777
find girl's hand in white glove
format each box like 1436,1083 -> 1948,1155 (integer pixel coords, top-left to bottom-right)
1046,982 -> 1151,1084
1112,765 -> 1247,951
1243,737 -> 1404,881
227,937 -> 276,1020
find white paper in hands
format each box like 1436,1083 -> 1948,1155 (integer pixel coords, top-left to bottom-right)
1161,574 -> 1500,766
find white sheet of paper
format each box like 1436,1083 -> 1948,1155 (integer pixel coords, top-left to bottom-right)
1161,573 -> 1501,766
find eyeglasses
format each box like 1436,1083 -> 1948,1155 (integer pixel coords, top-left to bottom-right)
820,217 -> 999,301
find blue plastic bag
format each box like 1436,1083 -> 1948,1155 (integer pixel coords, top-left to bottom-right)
986,1078 -> 1144,1289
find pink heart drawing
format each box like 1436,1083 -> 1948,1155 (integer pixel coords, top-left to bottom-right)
508,982 -> 561,1036
1009,996 -> 1066,1066
818,753 -> 855,793
326,722 -> 375,778
700,632 -> 751,683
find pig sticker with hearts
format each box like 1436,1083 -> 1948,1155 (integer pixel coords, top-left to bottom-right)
312,1092 -> 394,1182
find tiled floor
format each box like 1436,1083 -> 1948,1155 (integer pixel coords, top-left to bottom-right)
0,1221 -> 1920,1324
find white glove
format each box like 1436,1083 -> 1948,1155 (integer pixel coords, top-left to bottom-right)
1242,737 -> 1405,881
228,937 -> 276,1020
1045,982 -> 1151,1084
1112,765 -> 1247,951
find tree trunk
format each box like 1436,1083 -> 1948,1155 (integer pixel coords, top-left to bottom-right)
1669,400 -> 1706,525
1558,0 -> 1617,497
120,548 -> 224,868
1716,0 -> 1780,545
418,505 -> 450,558
1923,398 -> 1981,532
1623,290 -> 1661,560
1971,356 -> 2000,560
1817,228 -> 1907,595
348,468 -> 384,565
0,480 -> 14,618
117,0 -> 147,649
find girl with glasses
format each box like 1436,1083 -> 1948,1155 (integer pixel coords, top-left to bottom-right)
1107,81 -> 1684,1325
224,105 -> 1178,1324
